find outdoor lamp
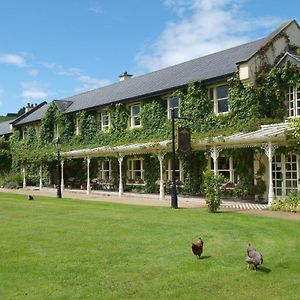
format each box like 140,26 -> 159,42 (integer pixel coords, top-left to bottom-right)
54,136 -> 62,198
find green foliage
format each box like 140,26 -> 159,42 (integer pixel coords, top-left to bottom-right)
290,118 -> 300,144
39,103 -> 58,145
0,137 -> 12,174
111,104 -> 128,133
0,172 -> 22,188
78,111 -> 99,143
270,192 -> 300,213
144,155 -> 159,193
203,169 -> 224,212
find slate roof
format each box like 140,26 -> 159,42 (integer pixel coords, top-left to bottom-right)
12,102 -> 49,127
63,37 -> 266,114
0,120 -> 13,136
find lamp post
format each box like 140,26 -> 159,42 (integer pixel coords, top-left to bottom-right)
170,108 -> 192,209
54,137 -> 62,199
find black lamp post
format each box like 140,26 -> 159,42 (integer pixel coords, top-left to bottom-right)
171,108 -> 192,209
54,137 -> 62,199
171,108 -> 178,209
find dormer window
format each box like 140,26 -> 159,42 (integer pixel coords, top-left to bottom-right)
167,96 -> 179,119
129,103 -> 141,128
101,110 -> 110,131
209,85 -> 229,114
287,86 -> 300,117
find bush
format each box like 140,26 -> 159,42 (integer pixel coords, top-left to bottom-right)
270,192 -> 300,213
203,169 -> 224,212
0,173 -> 23,189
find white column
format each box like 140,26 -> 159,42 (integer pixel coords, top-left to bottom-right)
22,166 -> 26,189
262,142 -> 276,205
39,166 -> 43,190
86,156 -> 91,195
118,155 -> 124,196
210,146 -> 222,175
158,154 -> 165,200
61,160 -> 65,191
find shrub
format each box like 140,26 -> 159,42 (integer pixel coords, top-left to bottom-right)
0,173 -> 23,189
270,192 -> 300,213
203,169 -> 224,212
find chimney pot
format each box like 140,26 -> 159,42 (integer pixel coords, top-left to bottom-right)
119,71 -> 133,81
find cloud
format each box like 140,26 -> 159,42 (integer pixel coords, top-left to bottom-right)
88,6 -> 103,14
74,76 -> 112,93
136,0 -> 282,71
0,53 -> 27,67
21,81 -> 49,100
28,69 -> 39,77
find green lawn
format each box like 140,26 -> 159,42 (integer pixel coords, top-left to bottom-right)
0,192 -> 299,299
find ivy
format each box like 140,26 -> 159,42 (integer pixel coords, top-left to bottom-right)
144,155 -> 160,193
39,103 -> 58,145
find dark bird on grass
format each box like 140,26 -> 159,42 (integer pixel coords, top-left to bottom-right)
192,237 -> 204,258
28,195 -> 34,200
246,243 -> 263,271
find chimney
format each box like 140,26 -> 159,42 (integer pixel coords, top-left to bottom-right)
25,103 -> 34,113
119,71 -> 133,82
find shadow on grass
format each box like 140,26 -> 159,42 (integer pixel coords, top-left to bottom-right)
199,255 -> 211,260
257,266 -> 271,273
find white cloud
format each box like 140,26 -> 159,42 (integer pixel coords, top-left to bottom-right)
136,0 -> 282,71
21,81 -> 49,100
28,69 -> 39,77
74,76 -> 112,93
0,53 -> 26,67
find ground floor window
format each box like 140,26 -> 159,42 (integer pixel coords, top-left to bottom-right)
98,160 -> 111,180
210,156 -> 235,183
272,154 -> 300,197
127,159 -> 144,182
164,158 -> 183,182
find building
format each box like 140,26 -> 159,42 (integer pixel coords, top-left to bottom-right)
1,19 -> 300,204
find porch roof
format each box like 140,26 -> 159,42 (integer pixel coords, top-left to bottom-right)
193,122 -> 291,149
61,122 -> 291,158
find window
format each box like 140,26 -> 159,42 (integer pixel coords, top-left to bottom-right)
75,116 -> 80,136
210,156 -> 235,182
165,158 -> 183,182
53,123 -> 59,139
101,110 -> 110,131
167,96 -> 179,119
209,85 -> 229,114
287,86 -> 300,117
98,160 -> 111,180
127,159 -> 144,181
129,103 -> 141,128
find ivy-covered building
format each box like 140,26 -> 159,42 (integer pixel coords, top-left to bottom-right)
1,19 -> 300,204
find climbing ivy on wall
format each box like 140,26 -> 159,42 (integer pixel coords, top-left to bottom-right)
39,103 -> 58,145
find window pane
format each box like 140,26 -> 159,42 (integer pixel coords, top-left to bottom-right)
132,105 -> 140,115
218,99 -> 228,113
170,97 -> 179,108
216,85 -> 228,99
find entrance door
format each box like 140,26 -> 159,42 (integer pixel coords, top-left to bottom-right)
272,154 -> 299,198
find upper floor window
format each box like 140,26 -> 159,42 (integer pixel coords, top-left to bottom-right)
101,110 -> 110,131
167,96 -> 179,119
209,85 -> 229,114
129,103 -> 141,128
287,86 -> 300,117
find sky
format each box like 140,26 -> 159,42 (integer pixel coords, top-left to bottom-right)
0,0 -> 299,115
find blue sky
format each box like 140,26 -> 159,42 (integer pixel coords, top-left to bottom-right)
0,0 -> 299,115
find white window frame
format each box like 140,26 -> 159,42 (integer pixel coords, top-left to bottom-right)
210,156 -> 235,183
287,86 -> 300,118
100,110 -> 110,131
98,160 -> 112,180
165,158 -> 184,182
75,115 -> 80,136
167,96 -> 180,119
127,158 -> 144,182
208,84 -> 229,115
54,122 -> 59,139
129,103 -> 142,128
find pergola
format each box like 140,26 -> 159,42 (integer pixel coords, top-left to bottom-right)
25,122 -> 291,204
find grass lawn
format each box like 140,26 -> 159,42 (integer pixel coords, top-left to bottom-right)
0,192 -> 299,299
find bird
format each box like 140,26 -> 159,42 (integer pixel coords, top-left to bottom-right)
28,195 -> 34,200
246,243 -> 263,271
192,237 -> 204,258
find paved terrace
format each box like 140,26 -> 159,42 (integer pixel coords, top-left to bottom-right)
0,187 -> 267,210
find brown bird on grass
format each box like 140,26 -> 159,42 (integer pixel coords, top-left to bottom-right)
192,237 -> 204,258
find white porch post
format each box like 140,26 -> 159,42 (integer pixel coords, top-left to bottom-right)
118,155 -> 124,196
210,146 -> 222,175
22,166 -> 26,189
158,154 -> 165,200
262,142 -> 276,205
61,160 -> 65,191
39,166 -> 43,190
86,156 -> 91,195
